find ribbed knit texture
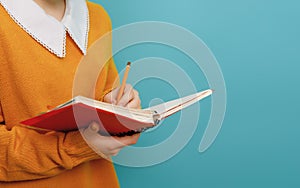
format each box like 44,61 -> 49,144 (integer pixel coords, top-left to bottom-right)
0,2 -> 120,187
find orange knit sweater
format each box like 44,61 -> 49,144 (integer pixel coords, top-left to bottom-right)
0,2 -> 119,187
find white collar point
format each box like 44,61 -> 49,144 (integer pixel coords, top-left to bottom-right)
0,0 -> 89,58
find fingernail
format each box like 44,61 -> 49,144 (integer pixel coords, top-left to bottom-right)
90,123 -> 99,132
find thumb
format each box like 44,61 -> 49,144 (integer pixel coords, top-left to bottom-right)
83,122 -> 100,137
104,92 -> 117,105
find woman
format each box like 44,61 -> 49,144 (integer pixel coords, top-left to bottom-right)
0,0 -> 140,187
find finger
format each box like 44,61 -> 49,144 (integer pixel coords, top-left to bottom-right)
104,91 -> 117,104
126,98 -> 141,109
103,92 -> 114,104
126,90 -> 141,109
110,87 -> 121,103
93,134 -> 139,149
123,84 -> 133,93
102,134 -> 140,149
117,85 -> 134,106
82,122 -> 100,137
90,122 -> 100,132
110,148 -> 121,156
112,133 -> 141,146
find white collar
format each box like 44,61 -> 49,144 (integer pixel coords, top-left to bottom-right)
0,0 -> 89,58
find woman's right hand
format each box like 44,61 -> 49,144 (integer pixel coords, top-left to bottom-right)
81,122 -> 140,159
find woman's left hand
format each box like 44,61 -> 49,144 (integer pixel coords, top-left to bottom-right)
103,84 -> 141,109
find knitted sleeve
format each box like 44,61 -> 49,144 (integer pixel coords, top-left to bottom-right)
0,114 -> 100,181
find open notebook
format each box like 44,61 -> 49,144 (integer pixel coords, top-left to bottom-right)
21,89 -> 213,136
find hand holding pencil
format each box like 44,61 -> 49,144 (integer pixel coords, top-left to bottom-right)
83,62 -> 141,155
103,62 -> 141,108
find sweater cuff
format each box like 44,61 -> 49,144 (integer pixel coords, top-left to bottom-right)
64,131 -> 101,167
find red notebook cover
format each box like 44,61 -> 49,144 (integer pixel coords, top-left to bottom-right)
21,103 -> 155,136
21,89 -> 213,136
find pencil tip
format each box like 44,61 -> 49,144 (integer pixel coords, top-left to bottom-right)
127,62 -> 131,66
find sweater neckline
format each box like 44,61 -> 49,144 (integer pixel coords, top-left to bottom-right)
0,0 -> 89,58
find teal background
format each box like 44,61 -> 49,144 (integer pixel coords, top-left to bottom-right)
91,0 -> 300,187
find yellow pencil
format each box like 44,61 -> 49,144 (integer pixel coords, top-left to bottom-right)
116,62 -> 131,104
